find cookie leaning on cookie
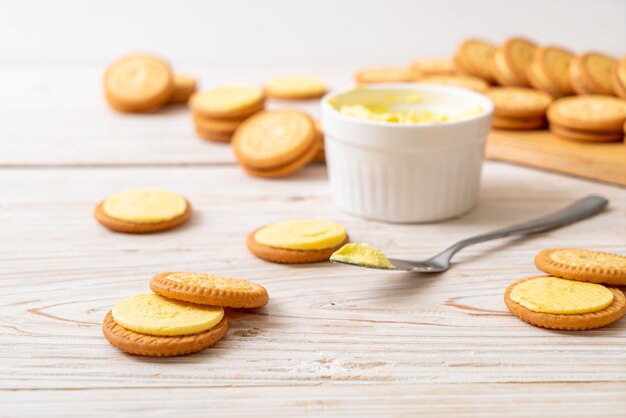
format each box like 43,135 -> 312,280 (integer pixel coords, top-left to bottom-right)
94,188 -> 192,233
103,273 -> 269,356
570,52 -> 618,95
247,219 -> 349,264
527,46 -> 576,98
454,39 -> 497,84
612,56 -> 626,100
535,248 -> 626,285
491,37 -> 536,87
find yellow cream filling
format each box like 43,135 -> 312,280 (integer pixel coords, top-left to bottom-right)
103,188 -> 187,223
330,243 -> 394,269
510,276 -> 613,314
112,293 -> 224,336
334,91 -> 483,124
254,219 -> 346,250
266,75 -> 326,96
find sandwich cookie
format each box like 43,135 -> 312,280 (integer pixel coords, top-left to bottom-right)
94,188 -> 191,233
104,54 -> 174,113
454,39 -> 497,84
265,75 -> 327,100
504,276 -> 626,330
491,37 -> 537,87
527,46 -> 576,97
486,87 -> 552,130
570,52 -> 618,95
547,95 -> 626,141
535,248 -> 626,286
232,109 -> 318,178
102,294 -> 228,356
247,219 -> 349,264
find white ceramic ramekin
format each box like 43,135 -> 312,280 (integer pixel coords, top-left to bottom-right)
321,83 -> 493,223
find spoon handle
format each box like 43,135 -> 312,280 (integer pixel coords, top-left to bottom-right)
436,195 -> 608,261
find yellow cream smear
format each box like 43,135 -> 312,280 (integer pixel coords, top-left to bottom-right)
103,188 -> 187,223
510,276 -> 613,314
112,293 -> 224,336
549,249 -> 626,270
195,85 -> 263,112
334,90 -> 483,124
330,243 -> 394,269
254,219 -> 346,250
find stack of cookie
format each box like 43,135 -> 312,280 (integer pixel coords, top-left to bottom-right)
103,54 -> 197,113
486,87 -> 553,130
190,85 -> 265,142
102,272 -> 269,356
232,109 -> 320,178
547,95 -> 626,141
504,248 -> 626,331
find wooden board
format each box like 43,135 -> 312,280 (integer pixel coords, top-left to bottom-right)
486,129 -> 626,187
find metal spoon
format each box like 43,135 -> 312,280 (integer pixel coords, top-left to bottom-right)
331,195 -> 608,273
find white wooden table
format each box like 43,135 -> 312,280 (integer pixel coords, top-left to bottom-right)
2,66 -> 626,417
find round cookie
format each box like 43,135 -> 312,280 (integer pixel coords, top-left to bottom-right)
150,272 -> 269,308
239,138 -> 320,178
612,56 -> 626,100
454,39 -> 497,84
104,54 -> 173,113
504,276 -> 626,330
102,311 -> 228,357
354,67 -> 415,84
535,248 -> 626,285
190,85 -> 265,119
570,52 -> 618,95
112,293 -> 224,336
232,109 -> 317,170
410,58 -> 457,78
94,189 -> 191,234
265,75 -> 327,100
549,124 -> 623,142
169,74 -> 197,104
193,115 -> 243,134
247,220 -> 349,264
492,115 -> 546,130
527,46 -> 575,97
492,37 -> 537,86
420,74 -> 489,93
486,87 -> 553,118
547,95 -> 626,132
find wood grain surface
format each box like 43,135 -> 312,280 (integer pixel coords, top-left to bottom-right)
1,66 -> 626,417
487,129 -> 626,187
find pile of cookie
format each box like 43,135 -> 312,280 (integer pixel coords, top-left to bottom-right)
505,248 -> 626,330
354,37 -> 626,141
190,85 -> 266,142
102,272 -> 269,356
103,54 -> 196,113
